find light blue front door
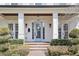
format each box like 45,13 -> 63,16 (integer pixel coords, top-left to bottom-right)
32,21 -> 43,41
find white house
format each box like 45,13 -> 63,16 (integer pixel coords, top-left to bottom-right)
0,3 -> 79,42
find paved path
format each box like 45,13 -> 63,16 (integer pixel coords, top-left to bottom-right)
28,51 -> 45,56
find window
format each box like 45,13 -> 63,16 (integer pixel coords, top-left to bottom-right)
64,24 -> 68,30
32,23 -> 34,39
58,28 -> 61,39
8,24 -> 13,38
15,24 -> 18,39
43,27 -> 45,39
8,24 -> 18,39
64,24 -> 68,39
8,24 -> 13,31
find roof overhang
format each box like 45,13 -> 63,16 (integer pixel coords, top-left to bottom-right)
0,3 -> 79,8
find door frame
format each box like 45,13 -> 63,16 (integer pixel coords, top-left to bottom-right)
32,20 -> 43,41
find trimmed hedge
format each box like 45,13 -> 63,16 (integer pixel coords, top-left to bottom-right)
4,48 -> 29,56
9,39 -> 23,44
48,46 -> 69,56
48,46 -> 78,56
50,39 -> 72,46
4,44 -> 29,56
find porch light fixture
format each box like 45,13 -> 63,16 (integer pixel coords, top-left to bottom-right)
28,28 -> 30,32
49,24 -> 51,28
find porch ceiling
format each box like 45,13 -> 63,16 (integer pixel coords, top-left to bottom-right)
1,13 -> 79,20
59,13 -> 78,20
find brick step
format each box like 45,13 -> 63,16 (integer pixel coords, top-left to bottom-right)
29,48 -> 47,51
25,42 -> 50,51
29,45 -> 50,48
25,42 -> 50,45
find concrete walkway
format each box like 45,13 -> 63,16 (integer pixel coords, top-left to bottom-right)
28,51 -> 45,56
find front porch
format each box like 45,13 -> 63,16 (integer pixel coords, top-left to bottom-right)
0,5 -> 79,42
0,13 -> 79,42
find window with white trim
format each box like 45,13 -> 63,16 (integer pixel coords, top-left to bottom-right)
64,24 -> 68,39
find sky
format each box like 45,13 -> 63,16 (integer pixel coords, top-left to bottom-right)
0,0 -> 79,3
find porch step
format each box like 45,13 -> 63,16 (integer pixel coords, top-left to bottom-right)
25,42 -> 50,51
25,42 -> 50,45
29,45 -> 50,48
29,48 -> 47,51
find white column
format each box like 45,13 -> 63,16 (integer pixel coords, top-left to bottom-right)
52,13 -> 58,39
18,13 -> 25,39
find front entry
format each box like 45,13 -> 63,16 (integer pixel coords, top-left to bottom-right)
32,21 -> 44,41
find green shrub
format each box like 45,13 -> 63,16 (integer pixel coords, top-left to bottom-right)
47,46 -> 78,56
9,39 -> 23,44
48,49 -> 68,56
47,46 -> 69,56
69,29 -> 79,38
16,49 -> 29,56
2,44 -> 29,56
75,52 -> 79,56
0,44 -> 9,52
49,51 -> 68,56
0,38 -> 9,44
49,51 -> 61,56
0,28 -> 27,56
50,39 -> 72,46
0,28 -> 10,36
71,38 -> 79,45
68,46 -> 78,55
0,28 -> 10,53
0,28 -> 11,44
4,47 -> 29,56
